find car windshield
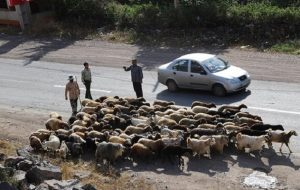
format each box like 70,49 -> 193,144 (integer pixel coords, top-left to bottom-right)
202,57 -> 229,73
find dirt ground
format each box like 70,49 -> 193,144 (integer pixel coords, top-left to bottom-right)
0,36 -> 300,189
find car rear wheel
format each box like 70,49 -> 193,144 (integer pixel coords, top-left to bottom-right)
212,84 -> 226,97
167,80 -> 178,92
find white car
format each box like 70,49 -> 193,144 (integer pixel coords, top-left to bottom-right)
158,53 -> 251,96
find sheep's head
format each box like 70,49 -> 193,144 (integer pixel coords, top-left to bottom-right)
289,130 -> 298,136
144,126 -> 153,133
236,133 -> 242,141
169,101 -> 175,105
99,96 -> 108,103
216,123 -> 224,130
209,138 -> 216,146
209,103 -> 217,108
186,137 -> 191,145
264,135 -> 271,144
233,115 -> 240,123
196,118 -> 206,125
138,97 -> 146,102
61,122 -> 70,130
113,107 -> 121,115
239,104 -> 248,109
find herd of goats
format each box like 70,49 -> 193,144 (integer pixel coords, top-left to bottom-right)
29,96 -> 298,168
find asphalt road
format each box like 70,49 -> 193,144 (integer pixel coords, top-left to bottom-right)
0,57 -> 300,152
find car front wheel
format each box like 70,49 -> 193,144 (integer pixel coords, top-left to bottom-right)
212,84 -> 226,97
167,80 -> 178,92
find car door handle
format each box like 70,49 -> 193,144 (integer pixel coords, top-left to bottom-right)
173,72 -> 176,75
190,74 -> 194,77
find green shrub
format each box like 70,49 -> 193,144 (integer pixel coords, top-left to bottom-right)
105,2 -> 160,31
226,3 -> 300,40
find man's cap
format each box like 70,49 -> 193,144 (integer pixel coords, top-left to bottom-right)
83,62 -> 89,66
68,75 -> 74,80
132,59 -> 137,63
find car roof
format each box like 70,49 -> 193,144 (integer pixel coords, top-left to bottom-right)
177,53 -> 215,62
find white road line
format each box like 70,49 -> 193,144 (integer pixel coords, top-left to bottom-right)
249,106 -> 300,115
54,85 -> 111,93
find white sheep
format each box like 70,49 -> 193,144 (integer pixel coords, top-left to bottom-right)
56,140 -> 70,159
187,138 -> 216,159
42,134 -> 61,152
200,135 -> 229,154
187,137 -> 216,159
235,133 -> 269,153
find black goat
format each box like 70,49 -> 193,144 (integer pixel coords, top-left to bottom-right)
238,129 -> 269,136
161,145 -> 193,169
251,124 -> 284,131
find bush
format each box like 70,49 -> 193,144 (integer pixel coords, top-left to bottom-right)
105,2 -> 160,31
226,3 -> 300,40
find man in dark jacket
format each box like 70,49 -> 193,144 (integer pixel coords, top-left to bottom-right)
123,59 -> 144,98
81,62 -> 93,99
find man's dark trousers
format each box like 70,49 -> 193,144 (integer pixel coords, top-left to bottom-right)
70,98 -> 78,116
84,80 -> 93,99
133,82 -> 143,98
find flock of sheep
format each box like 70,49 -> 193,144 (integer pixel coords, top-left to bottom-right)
29,96 -> 298,168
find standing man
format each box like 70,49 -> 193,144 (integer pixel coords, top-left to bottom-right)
123,59 -> 144,98
65,75 -> 80,116
81,62 -> 93,99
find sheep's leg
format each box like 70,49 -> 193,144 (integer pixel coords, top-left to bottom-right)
279,143 -> 284,153
286,143 -> 293,153
207,149 -> 211,160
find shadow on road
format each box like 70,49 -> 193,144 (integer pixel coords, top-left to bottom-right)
156,89 -> 251,107
0,35 -> 76,66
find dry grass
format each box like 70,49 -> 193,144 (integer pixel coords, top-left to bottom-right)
81,172 -> 153,190
48,159 -> 153,190
0,140 -> 18,156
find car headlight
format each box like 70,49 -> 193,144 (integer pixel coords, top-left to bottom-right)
228,78 -> 240,84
